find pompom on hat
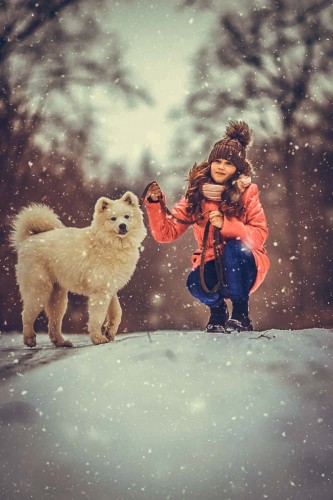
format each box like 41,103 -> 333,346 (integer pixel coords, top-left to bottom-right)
208,121 -> 253,172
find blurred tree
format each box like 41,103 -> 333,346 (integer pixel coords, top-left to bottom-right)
177,0 -> 332,176
0,0 -> 151,221
172,0 -> 333,326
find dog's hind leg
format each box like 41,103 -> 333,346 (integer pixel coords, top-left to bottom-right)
21,299 -> 44,348
21,283 -> 51,348
88,294 -> 111,345
104,294 -> 122,341
45,284 -> 73,348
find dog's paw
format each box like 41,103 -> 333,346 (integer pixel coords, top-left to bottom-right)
24,336 -> 37,348
90,334 -> 110,345
54,339 -> 74,348
105,330 -> 116,341
103,321 -> 118,341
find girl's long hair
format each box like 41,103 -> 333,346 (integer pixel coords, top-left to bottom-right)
185,160 -> 254,219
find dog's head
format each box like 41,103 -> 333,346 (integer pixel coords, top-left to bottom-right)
93,192 -> 146,242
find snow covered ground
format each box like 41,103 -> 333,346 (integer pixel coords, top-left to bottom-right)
0,329 -> 332,500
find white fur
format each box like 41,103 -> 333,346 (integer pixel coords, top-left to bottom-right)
10,192 -> 147,347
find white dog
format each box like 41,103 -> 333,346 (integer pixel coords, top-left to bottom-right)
10,192 -> 147,347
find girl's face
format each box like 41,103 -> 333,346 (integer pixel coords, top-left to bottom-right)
210,159 -> 237,184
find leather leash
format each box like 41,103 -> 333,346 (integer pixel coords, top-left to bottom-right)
140,182 -> 225,294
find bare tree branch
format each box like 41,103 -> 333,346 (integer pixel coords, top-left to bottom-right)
0,0 -> 79,62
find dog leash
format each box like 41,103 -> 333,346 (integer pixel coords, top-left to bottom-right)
140,182 -> 225,293
140,182 -> 208,225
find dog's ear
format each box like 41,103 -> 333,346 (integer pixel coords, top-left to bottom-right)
95,197 -> 112,213
121,191 -> 139,207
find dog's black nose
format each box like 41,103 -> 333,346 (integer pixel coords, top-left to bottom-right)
118,223 -> 128,235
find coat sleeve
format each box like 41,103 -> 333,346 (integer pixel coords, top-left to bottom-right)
144,195 -> 191,243
220,184 -> 268,250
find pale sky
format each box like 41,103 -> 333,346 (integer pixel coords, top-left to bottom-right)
93,1 -> 213,174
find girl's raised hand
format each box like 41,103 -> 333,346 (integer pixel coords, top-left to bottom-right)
209,210 -> 224,229
147,181 -> 162,201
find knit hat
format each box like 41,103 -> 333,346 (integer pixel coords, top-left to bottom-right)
208,121 -> 253,172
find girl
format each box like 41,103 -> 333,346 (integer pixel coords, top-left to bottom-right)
144,121 -> 269,333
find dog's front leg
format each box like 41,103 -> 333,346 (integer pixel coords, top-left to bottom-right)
103,294 -> 122,341
88,294 -> 111,345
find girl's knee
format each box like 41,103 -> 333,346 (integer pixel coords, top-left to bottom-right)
186,271 -> 197,291
186,269 -> 220,307
186,270 -> 201,299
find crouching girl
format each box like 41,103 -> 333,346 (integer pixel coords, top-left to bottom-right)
144,121 -> 269,333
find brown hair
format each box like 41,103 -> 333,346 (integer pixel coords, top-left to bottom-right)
185,160 -> 254,219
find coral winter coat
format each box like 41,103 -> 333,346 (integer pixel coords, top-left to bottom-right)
145,183 -> 270,293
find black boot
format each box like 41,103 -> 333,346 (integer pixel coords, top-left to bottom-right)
225,300 -> 253,333
206,301 -> 229,334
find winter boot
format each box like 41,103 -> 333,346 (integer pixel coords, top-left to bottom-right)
206,301 -> 229,334
225,300 -> 253,333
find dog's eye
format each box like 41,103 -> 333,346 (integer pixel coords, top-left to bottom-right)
110,217 -> 117,221
124,215 -> 130,219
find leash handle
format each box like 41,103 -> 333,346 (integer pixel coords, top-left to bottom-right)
139,182 -> 155,207
140,181 -> 204,225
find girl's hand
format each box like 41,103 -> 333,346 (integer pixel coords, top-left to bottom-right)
209,210 -> 224,229
147,181 -> 162,201
235,174 -> 251,192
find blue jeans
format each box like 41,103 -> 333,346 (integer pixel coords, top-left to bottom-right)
186,240 -> 257,308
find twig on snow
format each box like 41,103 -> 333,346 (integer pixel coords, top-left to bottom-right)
250,330 -> 275,340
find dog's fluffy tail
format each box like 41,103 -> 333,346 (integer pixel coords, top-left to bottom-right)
10,204 -> 64,250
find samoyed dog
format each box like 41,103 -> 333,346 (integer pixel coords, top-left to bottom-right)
10,192 -> 147,347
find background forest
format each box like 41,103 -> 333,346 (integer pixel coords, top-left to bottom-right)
0,0 -> 332,334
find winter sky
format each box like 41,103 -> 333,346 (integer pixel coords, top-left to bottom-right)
94,1 -> 213,172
